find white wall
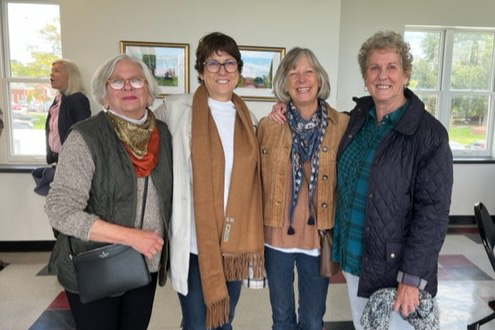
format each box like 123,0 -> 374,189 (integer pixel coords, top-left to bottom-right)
337,0 -> 495,216
336,0 -> 495,112
59,0 -> 341,119
0,173 -> 54,240
0,0 -> 341,241
2,0 -> 495,241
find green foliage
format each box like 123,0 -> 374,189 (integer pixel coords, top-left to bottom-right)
409,31 -> 493,127
31,113 -> 47,130
10,20 -> 61,78
449,126 -> 485,145
156,77 -> 178,87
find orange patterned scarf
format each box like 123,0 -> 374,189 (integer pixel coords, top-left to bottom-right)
106,110 -> 159,176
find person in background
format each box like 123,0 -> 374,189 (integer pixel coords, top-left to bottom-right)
46,59 -> 91,165
45,54 -> 173,330
331,31 -> 453,329
258,47 -> 348,330
155,32 -> 264,330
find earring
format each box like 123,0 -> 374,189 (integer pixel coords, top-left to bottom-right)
364,86 -> 368,93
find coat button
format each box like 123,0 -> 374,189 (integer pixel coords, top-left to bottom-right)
348,134 -> 353,139
262,148 -> 268,154
369,193 -> 373,199
321,203 -> 328,209
390,253 -> 396,259
322,175 -> 328,181
322,146 -> 328,152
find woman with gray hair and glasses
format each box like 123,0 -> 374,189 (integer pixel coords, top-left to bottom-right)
45,54 -> 173,330
258,47 -> 348,330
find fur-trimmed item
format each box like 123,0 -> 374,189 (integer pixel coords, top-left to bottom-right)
360,288 -> 439,330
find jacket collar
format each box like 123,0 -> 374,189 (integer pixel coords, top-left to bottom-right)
352,88 -> 425,136
326,102 -> 339,125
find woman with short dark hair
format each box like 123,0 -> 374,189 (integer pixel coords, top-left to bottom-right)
156,32 -> 264,330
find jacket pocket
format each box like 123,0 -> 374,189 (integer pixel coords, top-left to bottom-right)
386,242 -> 404,272
259,145 -> 286,225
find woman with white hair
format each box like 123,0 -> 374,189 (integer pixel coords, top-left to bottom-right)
45,54 -> 173,330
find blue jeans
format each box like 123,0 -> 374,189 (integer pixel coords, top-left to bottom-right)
178,254 -> 242,330
265,246 -> 329,330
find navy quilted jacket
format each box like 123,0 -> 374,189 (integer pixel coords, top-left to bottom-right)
337,89 -> 453,298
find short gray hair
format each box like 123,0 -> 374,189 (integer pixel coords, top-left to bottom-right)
358,30 -> 413,82
52,59 -> 85,96
91,54 -> 160,106
273,47 -> 330,104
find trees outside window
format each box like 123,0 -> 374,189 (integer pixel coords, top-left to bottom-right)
0,1 -> 61,163
405,28 -> 495,157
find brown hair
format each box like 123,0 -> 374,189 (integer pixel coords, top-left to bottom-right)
195,32 -> 243,83
358,30 -> 413,83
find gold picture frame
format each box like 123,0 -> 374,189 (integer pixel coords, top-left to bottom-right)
236,45 -> 286,101
120,41 -> 189,96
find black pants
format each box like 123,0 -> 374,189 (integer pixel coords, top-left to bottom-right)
66,272 -> 158,330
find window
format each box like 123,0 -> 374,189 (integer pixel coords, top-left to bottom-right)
405,27 -> 495,158
0,0 -> 61,164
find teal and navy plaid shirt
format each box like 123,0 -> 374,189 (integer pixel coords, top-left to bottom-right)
332,102 -> 407,276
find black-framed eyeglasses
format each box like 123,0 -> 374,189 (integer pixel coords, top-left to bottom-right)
107,77 -> 147,90
203,59 -> 238,73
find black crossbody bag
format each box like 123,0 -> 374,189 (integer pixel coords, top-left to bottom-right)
70,177 -> 151,304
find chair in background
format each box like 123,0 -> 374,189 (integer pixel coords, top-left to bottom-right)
468,202 -> 495,330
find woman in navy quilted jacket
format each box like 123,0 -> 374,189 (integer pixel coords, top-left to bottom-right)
330,31 -> 453,329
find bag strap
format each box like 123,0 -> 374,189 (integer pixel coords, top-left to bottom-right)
137,176 -> 149,229
69,176 -> 150,257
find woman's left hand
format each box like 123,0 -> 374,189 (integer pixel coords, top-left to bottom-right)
88,218 -> 163,259
393,283 -> 420,317
128,229 -> 164,259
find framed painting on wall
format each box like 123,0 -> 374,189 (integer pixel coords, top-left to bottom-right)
236,46 -> 286,101
120,41 -> 189,96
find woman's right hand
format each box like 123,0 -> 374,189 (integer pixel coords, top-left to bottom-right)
269,101 -> 287,124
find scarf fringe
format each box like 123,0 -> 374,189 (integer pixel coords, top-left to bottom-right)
223,253 -> 264,281
206,296 -> 230,329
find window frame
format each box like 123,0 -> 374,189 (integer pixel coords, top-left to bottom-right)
405,26 -> 495,158
0,0 -> 60,165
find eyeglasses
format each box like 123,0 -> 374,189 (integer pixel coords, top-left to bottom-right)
107,77 -> 147,90
203,59 -> 238,73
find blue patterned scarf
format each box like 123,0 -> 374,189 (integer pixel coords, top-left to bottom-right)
286,99 -> 328,235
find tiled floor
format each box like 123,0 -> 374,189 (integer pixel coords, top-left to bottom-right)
1,226 -> 495,330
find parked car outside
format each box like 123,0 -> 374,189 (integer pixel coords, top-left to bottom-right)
466,141 -> 486,150
449,141 -> 465,150
12,119 -> 34,129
